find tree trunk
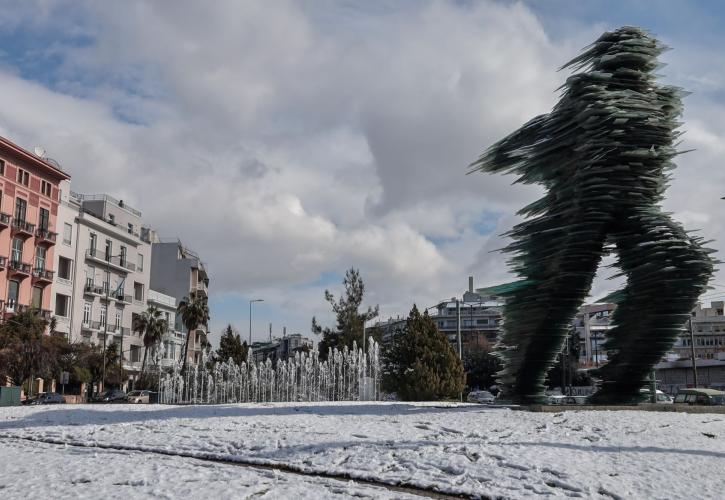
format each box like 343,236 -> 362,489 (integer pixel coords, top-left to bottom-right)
180,327 -> 192,373
141,347 -> 148,375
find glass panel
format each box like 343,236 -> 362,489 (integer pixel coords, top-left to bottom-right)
14,198 -> 26,221
38,208 -> 49,231
11,238 -> 22,262
7,281 -> 19,302
31,287 -> 42,309
35,246 -> 46,270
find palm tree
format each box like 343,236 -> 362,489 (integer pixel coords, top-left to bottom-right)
133,306 -> 168,374
177,293 -> 210,373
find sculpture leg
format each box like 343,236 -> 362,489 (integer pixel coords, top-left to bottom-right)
590,210 -> 713,404
498,210 -> 609,404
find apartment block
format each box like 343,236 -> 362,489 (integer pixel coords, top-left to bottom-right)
572,303 -> 615,367
251,333 -> 313,364
51,189 -> 152,382
147,288 -> 186,368
672,301 -> 725,361
0,137 -> 70,319
149,237 -> 209,365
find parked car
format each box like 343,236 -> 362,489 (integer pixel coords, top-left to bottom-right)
640,388 -> 673,404
674,388 -> 725,406
92,389 -> 127,403
467,390 -> 496,404
126,390 -> 151,404
29,392 -> 65,405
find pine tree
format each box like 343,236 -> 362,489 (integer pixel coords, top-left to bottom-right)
383,304 -> 465,401
311,268 -> 379,359
215,324 -> 248,366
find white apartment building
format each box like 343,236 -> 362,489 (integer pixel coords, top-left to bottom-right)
51,187 -> 152,383
149,236 -> 209,365
147,288 -> 186,368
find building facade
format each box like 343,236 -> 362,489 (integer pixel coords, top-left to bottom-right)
0,137 -> 70,320
672,301 -> 725,361
51,190 -> 152,382
571,302 -> 615,367
251,333 -> 313,364
147,288 -> 185,368
149,237 -> 209,365
376,277 -> 505,352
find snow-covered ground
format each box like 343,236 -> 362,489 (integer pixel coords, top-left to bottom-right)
1,402 -> 724,499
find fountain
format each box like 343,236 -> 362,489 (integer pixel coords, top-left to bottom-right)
158,340 -> 381,404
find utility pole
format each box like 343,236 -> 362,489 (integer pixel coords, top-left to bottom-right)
688,317 -> 699,388
456,299 -> 462,403
249,299 -> 263,345
101,258 -> 110,392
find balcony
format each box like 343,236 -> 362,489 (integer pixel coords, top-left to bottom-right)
84,281 -> 104,296
112,290 -> 133,304
11,219 -> 35,238
81,320 -> 102,332
0,256 -> 6,269
5,300 -> 28,315
85,248 -> 136,273
35,228 -> 57,246
31,308 -> 52,320
32,268 -> 54,285
0,213 -> 10,228
194,281 -> 208,297
9,260 -> 32,277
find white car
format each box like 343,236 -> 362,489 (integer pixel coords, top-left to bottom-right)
467,390 -> 495,404
126,390 -> 151,404
640,388 -> 673,404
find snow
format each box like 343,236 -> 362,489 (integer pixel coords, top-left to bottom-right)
1,402 -> 724,499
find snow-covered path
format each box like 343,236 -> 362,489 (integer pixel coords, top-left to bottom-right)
2,402 -> 724,499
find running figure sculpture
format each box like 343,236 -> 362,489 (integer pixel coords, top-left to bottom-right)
470,27 -> 715,404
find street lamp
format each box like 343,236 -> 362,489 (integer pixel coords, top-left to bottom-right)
101,253 -> 128,393
249,299 -> 264,345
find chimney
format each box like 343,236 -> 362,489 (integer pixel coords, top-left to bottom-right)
468,276 -> 474,293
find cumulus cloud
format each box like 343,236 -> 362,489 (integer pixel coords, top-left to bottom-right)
0,1 -> 722,339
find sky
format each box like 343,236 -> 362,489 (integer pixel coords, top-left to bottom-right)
1,0 -> 725,346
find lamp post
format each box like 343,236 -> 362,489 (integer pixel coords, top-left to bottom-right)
249,299 -> 264,346
101,253 -> 127,393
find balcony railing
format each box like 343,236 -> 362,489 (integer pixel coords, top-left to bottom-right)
0,213 -> 10,227
112,290 -> 133,304
32,268 -> 54,283
84,282 -> 104,296
85,248 -> 136,272
81,321 -> 102,331
35,228 -> 57,245
5,300 -> 28,314
9,260 -> 32,276
31,308 -> 52,320
12,219 -> 35,236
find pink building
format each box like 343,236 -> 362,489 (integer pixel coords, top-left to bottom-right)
0,136 -> 70,318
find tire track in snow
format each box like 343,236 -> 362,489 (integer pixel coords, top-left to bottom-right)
0,435 -> 482,499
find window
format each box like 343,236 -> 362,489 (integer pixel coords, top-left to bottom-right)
120,246 -> 127,267
58,257 -> 72,280
130,345 -> 141,363
11,238 -> 23,263
134,282 -> 144,302
83,302 -> 92,324
105,239 -> 112,261
86,266 -> 96,286
100,305 -> 107,326
40,180 -> 51,197
55,294 -> 70,317
63,223 -> 72,245
7,280 -> 20,306
0,159 -> 4,175
108,213 -> 115,225
14,198 -> 26,222
31,286 -> 42,309
128,223 -> 134,234
137,253 -> 144,272
35,246 -> 46,270
16,168 -> 29,186
115,310 -> 122,328
38,208 -> 49,231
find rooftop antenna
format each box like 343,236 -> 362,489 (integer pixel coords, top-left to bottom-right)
34,146 -> 46,158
